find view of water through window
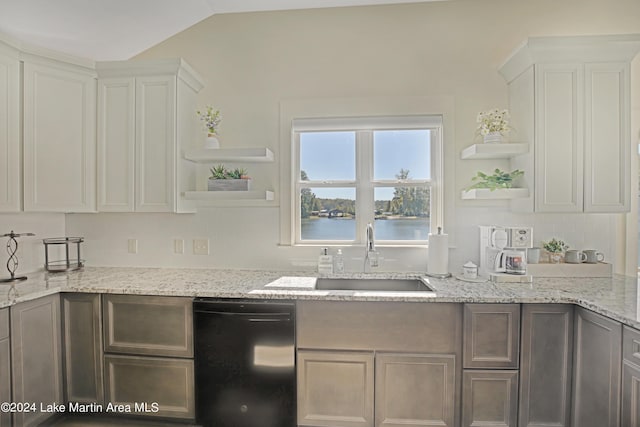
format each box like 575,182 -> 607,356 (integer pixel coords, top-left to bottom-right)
298,128 -> 431,242
301,217 -> 430,241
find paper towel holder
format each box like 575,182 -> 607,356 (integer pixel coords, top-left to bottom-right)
425,226 -> 452,278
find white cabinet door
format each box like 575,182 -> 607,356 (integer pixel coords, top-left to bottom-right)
534,63 -> 584,213
135,75 -> 176,212
23,61 -> 96,212
97,77 -> 136,211
0,48 -> 20,212
584,62 -> 630,212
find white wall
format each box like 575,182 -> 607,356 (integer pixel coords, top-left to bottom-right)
66,0 -> 640,273
0,213 -> 66,276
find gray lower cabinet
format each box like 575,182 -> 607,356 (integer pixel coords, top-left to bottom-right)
622,326 -> 640,427
463,304 -> 520,369
376,353 -> 456,427
0,309 -> 10,427
622,360 -> 640,427
103,294 -> 193,358
297,350 -> 374,427
11,294 -> 63,427
571,307 -> 621,427
462,370 -> 519,427
462,304 -> 520,427
296,301 -> 462,427
102,294 -> 195,420
104,355 -> 195,419
519,304 -> 573,427
62,293 -> 103,404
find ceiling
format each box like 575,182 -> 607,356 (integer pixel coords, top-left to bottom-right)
0,0 -> 442,61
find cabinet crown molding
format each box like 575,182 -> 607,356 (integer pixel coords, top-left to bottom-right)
0,32 -> 96,71
499,33 -> 640,83
96,58 -> 204,92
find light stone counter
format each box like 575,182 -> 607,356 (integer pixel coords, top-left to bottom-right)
0,267 -> 639,329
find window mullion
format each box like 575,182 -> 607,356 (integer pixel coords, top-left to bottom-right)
356,130 -> 374,244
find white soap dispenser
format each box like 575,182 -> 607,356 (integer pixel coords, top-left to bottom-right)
334,249 -> 345,273
317,248 -> 334,274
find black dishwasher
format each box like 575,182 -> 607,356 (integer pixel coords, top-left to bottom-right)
194,298 -> 296,427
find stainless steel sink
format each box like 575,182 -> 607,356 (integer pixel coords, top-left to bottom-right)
315,278 -> 434,292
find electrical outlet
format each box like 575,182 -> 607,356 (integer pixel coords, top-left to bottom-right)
193,238 -> 209,255
174,239 -> 184,254
127,239 -> 138,254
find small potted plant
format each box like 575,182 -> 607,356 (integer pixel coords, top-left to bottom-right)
477,108 -> 511,143
542,238 -> 569,264
465,168 -> 524,191
196,105 -> 222,149
208,165 -> 251,191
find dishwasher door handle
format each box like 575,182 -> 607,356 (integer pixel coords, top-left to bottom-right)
195,310 -> 292,322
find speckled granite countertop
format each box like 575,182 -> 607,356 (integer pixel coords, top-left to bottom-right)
1,267 -> 639,329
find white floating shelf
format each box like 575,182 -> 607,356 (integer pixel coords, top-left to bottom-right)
461,143 -> 529,159
184,190 -> 275,201
184,147 -> 274,163
461,188 -> 529,200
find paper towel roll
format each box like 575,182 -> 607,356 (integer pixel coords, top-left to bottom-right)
427,232 -> 449,275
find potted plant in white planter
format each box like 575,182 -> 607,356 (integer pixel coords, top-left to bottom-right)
208,165 -> 251,191
477,108 -> 511,143
542,238 -> 569,264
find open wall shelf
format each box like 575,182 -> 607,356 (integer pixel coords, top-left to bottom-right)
184,148 -> 274,163
461,188 -> 529,200
460,143 -> 529,159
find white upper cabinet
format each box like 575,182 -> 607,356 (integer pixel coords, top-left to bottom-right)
96,60 -> 203,213
23,56 -> 97,212
584,62 -> 630,212
534,62 -> 584,212
0,43 -> 20,212
97,77 -> 136,211
500,34 -> 640,213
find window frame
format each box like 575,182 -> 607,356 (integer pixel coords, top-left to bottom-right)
292,116 -> 443,246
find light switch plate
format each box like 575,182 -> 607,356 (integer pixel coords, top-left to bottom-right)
128,239 -> 138,254
174,239 -> 184,254
193,238 -> 209,255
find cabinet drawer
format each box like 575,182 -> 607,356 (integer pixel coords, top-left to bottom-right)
103,295 -> 193,358
463,304 -> 520,369
623,326 -> 640,366
104,355 -> 194,420
0,308 -> 8,340
462,370 -> 519,427
297,301 -> 462,353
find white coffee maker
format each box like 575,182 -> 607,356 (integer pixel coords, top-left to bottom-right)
479,226 -> 533,280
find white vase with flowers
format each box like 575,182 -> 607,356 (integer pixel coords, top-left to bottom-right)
477,109 -> 511,143
196,105 -> 222,149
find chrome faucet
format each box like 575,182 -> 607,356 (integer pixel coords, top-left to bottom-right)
364,223 -> 379,272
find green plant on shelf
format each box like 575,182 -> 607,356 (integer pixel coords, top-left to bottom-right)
542,238 -> 569,254
465,168 -> 524,191
209,165 -> 250,180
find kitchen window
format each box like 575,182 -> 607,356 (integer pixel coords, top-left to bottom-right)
292,116 -> 443,245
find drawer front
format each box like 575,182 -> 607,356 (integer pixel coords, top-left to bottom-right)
623,326 -> 640,366
297,301 -> 462,353
103,294 -> 193,357
0,309 -> 8,340
462,370 -> 519,427
104,355 -> 195,420
464,304 -> 520,369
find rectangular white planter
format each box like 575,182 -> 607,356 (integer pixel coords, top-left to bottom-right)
207,179 -> 251,191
